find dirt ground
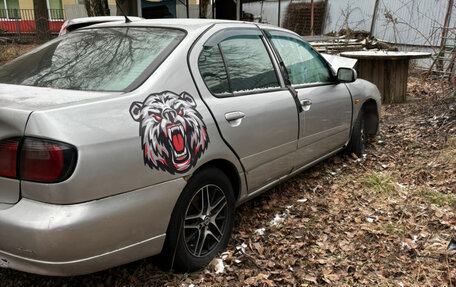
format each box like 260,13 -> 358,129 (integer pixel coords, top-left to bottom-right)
0,46 -> 455,286
0,44 -> 37,66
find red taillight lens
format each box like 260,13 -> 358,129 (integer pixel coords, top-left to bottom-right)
0,139 -> 20,178
21,138 -> 76,182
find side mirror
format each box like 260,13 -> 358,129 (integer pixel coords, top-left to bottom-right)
337,67 -> 357,83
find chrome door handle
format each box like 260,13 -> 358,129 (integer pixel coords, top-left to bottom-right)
225,111 -> 245,121
300,99 -> 312,111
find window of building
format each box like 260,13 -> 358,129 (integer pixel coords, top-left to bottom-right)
47,0 -> 64,20
0,0 -> 21,19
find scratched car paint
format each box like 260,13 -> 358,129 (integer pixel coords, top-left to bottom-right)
0,19 -> 381,276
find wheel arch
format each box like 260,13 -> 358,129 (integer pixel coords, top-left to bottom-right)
360,99 -> 379,136
191,159 -> 242,202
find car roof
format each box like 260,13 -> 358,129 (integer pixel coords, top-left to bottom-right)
66,16 -> 144,26
82,18 -> 296,35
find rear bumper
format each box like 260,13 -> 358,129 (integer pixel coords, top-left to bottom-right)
0,178 -> 186,276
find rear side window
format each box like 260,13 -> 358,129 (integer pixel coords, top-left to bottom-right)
199,46 -> 230,94
270,35 -> 332,85
0,27 -> 185,92
198,32 -> 279,96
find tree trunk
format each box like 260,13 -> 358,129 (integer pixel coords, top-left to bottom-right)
33,0 -> 50,42
200,0 -> 210,18
85,0 -> 110,17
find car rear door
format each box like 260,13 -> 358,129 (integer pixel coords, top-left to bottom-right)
265,29 -> 353,166
189,24 -> 299,192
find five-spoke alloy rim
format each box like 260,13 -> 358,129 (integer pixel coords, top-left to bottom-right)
183,184 -> 228,257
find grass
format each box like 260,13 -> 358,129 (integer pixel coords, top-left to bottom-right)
424,190 -> 456,207
362,173 -> 396,195
383,223 -> 405,235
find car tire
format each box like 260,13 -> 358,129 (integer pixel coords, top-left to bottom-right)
160,167 -> 235,272
347,110 -> 366,157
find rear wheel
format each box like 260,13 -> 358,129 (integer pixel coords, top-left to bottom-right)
347,110 -> 366,157
161,168 -> 235,272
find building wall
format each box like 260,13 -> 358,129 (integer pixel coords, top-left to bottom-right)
18,0 -> 33,9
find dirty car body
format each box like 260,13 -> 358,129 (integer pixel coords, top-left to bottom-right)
0,19 -> 381,276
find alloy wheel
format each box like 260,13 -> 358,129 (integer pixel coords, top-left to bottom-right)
183,184 -> 228,257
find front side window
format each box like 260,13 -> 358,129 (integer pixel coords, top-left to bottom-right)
0,27 -> 185,91
270,35 -> 332,86
220,35 -> 279,93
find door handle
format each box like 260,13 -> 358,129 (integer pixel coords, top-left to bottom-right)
225,111 -> 245,121
300,99 -> 312,111
225,111 -> 245,127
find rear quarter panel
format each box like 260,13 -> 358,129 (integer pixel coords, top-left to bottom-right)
21,28 -> 244,204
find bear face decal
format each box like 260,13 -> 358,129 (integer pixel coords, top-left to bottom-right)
130,91 -> 209,174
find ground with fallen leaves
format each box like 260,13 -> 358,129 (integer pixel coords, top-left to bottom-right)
0,44 -> 37,66
0,47 -> 455,286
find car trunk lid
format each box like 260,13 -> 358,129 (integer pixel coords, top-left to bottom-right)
0,83 -> 119,111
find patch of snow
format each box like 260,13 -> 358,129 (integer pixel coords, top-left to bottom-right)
366,217 -> 374,223
271,213 -> 285,226
401,242 -> 411,249
213,258 -> 224,274
412,235 -> 418,243
396,182 -> 406,189
236,243 -> 247,253
255,228 -> 266,236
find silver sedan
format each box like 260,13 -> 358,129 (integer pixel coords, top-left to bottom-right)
0,19 -> 380,276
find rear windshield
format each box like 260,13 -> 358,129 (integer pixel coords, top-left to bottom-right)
0,27 -> 185,91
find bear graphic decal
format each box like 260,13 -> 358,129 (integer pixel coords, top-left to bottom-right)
130,91 -> 210,174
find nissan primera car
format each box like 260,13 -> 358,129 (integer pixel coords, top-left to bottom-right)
0,19 -> 380,276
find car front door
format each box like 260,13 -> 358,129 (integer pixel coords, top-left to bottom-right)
266,30 -> 353,166
190,25 -> 299,192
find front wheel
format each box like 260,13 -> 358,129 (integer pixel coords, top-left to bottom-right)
161,168 -> 235,272
347,110 -> 366,157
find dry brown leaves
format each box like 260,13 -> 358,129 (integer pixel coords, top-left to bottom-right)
0,70 -> 455,286
0,44 -> 38,66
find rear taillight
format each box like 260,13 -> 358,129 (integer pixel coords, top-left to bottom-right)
0,138 -> 20,178
0,137 -> 76,183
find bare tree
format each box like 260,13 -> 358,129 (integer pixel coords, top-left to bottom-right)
33,0 -> 51,42
84,0 -> 110,17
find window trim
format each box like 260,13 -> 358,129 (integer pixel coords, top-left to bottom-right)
198,28 -> 284,98
264,29 -> 338,88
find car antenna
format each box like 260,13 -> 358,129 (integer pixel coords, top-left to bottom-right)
115,0 -> 132,23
